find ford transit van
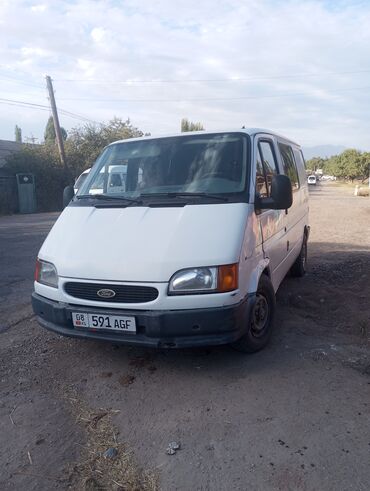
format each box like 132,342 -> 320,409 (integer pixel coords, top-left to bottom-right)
32,129 -> 309,352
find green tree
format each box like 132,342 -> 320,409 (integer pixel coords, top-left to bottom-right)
334,149 -> 363,181
15,125 -> 22,143
360,152 -> 370,183
44,116 -> 67,143
306,157 -> 327,174
4,117 -> 145,212
181,118 -> 204,132
309,149 -> 369,182
65,117 -> 143,177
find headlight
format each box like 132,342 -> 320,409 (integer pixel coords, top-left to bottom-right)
35,258 -> 58,288
169,267 -> 217,294
168,264 -> 238,294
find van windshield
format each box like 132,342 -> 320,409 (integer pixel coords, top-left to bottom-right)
78,133 -> 249,202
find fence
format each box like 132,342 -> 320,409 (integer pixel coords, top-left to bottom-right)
0,175 -> 18,214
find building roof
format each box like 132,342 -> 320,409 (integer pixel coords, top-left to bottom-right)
0,140 -> 23,167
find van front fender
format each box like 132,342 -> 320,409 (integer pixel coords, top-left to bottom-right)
248,258 -> 271,293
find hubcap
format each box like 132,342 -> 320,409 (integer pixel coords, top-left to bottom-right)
251,294 -> 269,338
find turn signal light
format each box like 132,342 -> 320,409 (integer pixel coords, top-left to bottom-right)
34,258 -> 41,281
217,264 -> 238,292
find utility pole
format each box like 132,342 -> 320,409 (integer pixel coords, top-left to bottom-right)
45,75 -> 67,170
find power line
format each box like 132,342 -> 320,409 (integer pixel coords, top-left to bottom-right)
59,108 -> 100,124
0,100 -> 51,112
56,85 -> 370,103
0,97 -> 100,124
1,83 -> 369,114
0,67 -> 369,94
54,68 -> 370,85
58,109 -> 99,124
0,98 -> 51,110
0,74 -> 44,89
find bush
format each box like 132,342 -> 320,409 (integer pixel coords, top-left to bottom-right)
4,117 -> 144,213
5,145 -> 69,212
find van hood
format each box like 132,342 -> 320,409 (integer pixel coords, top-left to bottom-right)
39,203 -> 249,282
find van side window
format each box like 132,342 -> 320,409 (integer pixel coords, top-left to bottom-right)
256,148 -> 269,198
278,143 -> 300,190
258,141 -> 279,197
293,149 -> 308,185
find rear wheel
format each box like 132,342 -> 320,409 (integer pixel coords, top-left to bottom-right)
232,275 -> 276,353
290,233 -> 308,277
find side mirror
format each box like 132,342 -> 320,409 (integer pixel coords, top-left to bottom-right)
256,174 -> 293,210
63,185 -> 75,208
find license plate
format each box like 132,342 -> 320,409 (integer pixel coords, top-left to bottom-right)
72,312 -> 136,333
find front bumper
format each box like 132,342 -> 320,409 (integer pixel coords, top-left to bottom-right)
31,292 -> 256,349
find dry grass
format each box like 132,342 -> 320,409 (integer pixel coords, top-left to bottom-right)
65,392 -> 158,491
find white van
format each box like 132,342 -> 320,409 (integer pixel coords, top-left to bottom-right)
73,165 -> 131,194
32,129 -> 309,352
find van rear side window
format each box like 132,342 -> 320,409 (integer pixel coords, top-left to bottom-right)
278,143 -> 300,191
293,149 -> 308,186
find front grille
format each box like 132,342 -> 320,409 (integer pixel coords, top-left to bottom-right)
64,282 -> 159,303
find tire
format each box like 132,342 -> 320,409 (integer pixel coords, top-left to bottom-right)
290,233 -> 308,278
232,275 -> 276,353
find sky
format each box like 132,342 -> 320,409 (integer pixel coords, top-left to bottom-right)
1,0 -> 370,149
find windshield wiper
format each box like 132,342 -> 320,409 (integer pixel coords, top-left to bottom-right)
76,194 -> 142,204
139,192 -> 229,202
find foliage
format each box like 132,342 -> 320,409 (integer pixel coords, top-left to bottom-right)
5,144 -> 68,212
181,118 -> 204,132
44,115 -> 67,143
305,156 -> 325,172
4,117 -> 144,212
64,117 -> 143,177
307,149 -> 370,182
15,125 -> 22,143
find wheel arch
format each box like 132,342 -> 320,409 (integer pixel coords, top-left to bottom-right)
247,258 -> 271,293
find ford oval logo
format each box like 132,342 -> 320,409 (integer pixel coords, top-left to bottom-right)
97,288 -> 116,299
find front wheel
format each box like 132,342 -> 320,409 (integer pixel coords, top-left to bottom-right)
232,275 -> 276,353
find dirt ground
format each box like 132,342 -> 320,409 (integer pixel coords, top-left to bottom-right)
0,184 -> 369,491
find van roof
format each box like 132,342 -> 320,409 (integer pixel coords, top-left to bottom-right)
109,128 -> 301,148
